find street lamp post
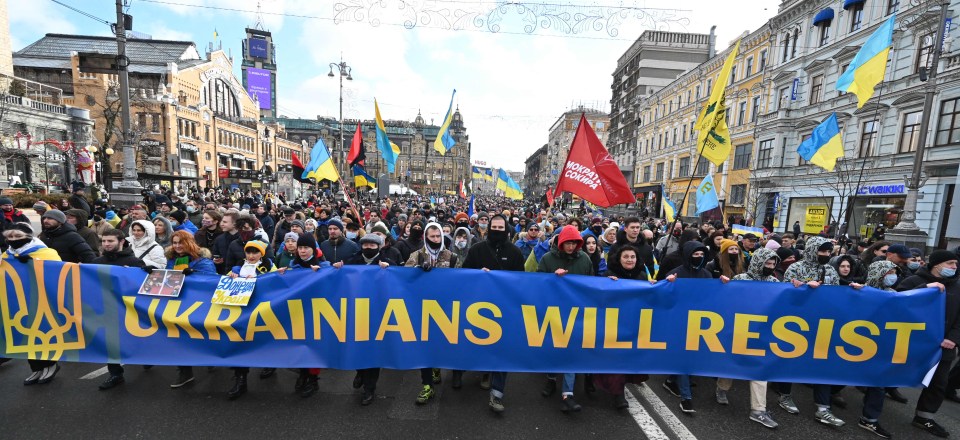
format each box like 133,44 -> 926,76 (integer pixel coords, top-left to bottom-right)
328,58 -> 353,184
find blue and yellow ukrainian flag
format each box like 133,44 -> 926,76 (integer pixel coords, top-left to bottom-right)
483,168 -> 493,182
353,165 -> 376,189
836,14 -> 895,108
663,195 -> 677,223
797,112 -> 844,172
302,138 -> 339,182
496,169 -> 523,200
472,166 -> 483,180
433,89 -> 457,155
375,99 -> 401,172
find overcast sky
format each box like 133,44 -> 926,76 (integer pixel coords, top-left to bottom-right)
9,0 -> 778,171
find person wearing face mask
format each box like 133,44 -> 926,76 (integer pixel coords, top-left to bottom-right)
662,241 -> 729,415
472,212 -> 490,242
224,216 -> 274,271
908,248 -> 924,274
396,220 -> 425,263
581,217 -> 604,240
344,220 -> 364,243
704,239 -> 745,279
450,227 -> 472,266
193,209 -> 223,253
368,223 -> 401,265
404,222 -> 458,405
897,250 -> 957,438
777,237 -> 844,427
2,222 -> 63,383
168,209 -> 198,234
319,218 -> 360,264
90,209 -> 115,237
185,200 -> 203,227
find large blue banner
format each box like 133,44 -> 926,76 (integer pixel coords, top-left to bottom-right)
0,259 -> 944,387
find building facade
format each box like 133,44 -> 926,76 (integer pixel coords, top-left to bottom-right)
13,34 -> 306,196
241,27 -> 277,119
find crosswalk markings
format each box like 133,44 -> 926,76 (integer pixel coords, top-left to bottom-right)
631,383 -> 698,440
625,386 -> 669,440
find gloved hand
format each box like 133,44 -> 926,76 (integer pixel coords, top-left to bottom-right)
420,263 -> 432,272
142,266 -> 154,274
15,255 -> 31,264
181,268 -> 195,275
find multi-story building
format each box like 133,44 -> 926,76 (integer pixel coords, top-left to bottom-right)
525,106 -> 609,199
608,30 -> 715,184
241,27 -> 277,119
268,108 -> 471,195
523,143 -> 548,197
13,33 -> 306,195
753,0 -> 960,248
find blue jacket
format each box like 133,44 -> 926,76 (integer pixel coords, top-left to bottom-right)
514,238 -> 540,260
166,255 -> 217,274
319,237 -> 360,264
532,239 -> 551,263
174,219 -> 199,234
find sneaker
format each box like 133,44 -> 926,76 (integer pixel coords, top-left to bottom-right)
489,395 -> 505,413
170,370 -> 195,388
716,388 -> 729,405
815,409 -> 845,427
479,373 -> 491,390
662,380 -> 681,398
614,394 -> 629,409
361,390 -> 375,406
23,370 -> 42,386
859,419 -> 892,439
680,399 -> 695,414
541,378 -> 557,397
259,368 -> 276,379
778,395 -> 799,414
561,396 -> 582,412
750,410 -> 779,429
0,357 -> 11,367
432,368 -> 442,385
352,372 -> 363,389
912,416 -> 949,438
98,375 -> 125,390
37,363 -> 60,384
416,385 -> 436,405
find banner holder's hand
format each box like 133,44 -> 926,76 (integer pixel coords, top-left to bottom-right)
850,282 -> 864,290
943,339 -> 957,350
379,262 -> 389,269
928,282 -> 946,292
332,262 -> 343,269
554,268 -> 568,277
665,274 -> 677,282
791,279 -> 803,288
608,276 -> 618,281
720,275 -> 730,284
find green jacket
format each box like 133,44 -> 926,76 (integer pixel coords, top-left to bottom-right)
537,247 -> 594,276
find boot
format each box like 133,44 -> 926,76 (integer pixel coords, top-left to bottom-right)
452,370 -> 463,389
227,373 -> 248,400
294,370 -> 308,393
299,374 -> 319,398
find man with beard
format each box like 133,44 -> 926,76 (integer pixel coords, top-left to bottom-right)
0,196 -> 30,251
91,229 -> 145,390
211,211 -> 240,274
461,214 -> 525,413
37,209 -> 96,263
319,218 -> 359,264
396,220 -> 425,263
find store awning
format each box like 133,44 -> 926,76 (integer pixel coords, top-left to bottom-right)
843,0 -> 865,10
813,8 -> 834,26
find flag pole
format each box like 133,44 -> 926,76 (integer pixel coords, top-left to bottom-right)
660,137 -> 709,255
327,145 -> 363,228
846,79 -> 888,241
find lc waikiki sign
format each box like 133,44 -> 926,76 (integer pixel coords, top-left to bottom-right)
858,184 -> 906,195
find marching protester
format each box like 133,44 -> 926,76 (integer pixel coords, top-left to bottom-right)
66,209 -> 100,256
38,209 -> 96,263
0,196 -> 30,251
225,239 -> 276,399
320,218 -> 360,264
128,220 -> 167,269
194,209 -> 223,253
164,231 -> 217,389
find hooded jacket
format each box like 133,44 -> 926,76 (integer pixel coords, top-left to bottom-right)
38,221 -> 96,263
405,222 -> 457,268
514,230 -> 544,260
782,236 -> 840,285
865,260 -> 900,291
898,267 -> 960,344
2,237 -> 61,262
66,209 -> 101,256
665,241 -> 712,279
610,228 -> 657,279
463,227 -> 525,272
604,245 -> 646,280
0,207 -> 31,251
732,248 -> 780,282
127,220 -> 167,269
656,229 -> 701,280
449,226 -> 473,265
152,215 -> 174,247
830,254 -> 866,285
537,226 -> 593,276
396,221 -> 425,263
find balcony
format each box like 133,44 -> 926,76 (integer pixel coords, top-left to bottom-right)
0,73 -> 67,115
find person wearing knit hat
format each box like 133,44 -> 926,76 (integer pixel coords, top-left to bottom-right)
32,200 -> 49,215
168,210 -> 198,234
319,217 -> 360,264
371,222 -> 390,237
290,219 -> 306,233
0,196 -> 30,251
41,209 -> 67,226
224,238 -> 275,399
327,218 -> 344,233
275,232 -> 301,268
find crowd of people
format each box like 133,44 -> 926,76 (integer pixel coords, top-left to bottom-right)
1,184 -> 959,439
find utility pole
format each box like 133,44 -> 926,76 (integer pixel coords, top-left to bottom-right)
111,0 -> 143,206
887,0 -> 949,249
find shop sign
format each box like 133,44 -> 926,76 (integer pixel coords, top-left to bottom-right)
857,184 -> 906,195
803,206 -> 828,234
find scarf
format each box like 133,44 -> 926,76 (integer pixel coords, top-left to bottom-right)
172,255 -> 191,271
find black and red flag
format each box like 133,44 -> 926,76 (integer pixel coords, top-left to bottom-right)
347,122 -> 366,167
291,152 -> 313,184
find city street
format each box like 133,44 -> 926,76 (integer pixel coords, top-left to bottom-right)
3,363 -> 960,439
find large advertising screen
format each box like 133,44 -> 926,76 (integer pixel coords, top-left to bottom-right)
249,38 -> 268,59
246,67 -> 272,110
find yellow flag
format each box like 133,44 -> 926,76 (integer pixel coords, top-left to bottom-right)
696,40 -> 741,167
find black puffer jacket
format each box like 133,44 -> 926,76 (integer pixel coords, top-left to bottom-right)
66,209 -> 100,256
898,267 -> 960,344
91,246 -> 145,268
665,241 -> 712,279
38,223 -> 96,263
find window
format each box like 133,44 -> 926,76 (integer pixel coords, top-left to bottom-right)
730,184 -> 747,205
936,98 -> 960,145
672,128 -> 678,145
757,139 -> 774,168
779,86 -> 790,110
810,74 -> 824,104
737,101 -> 747,126
819,23 -> 831,47
751,96 -> 761,122
900,111 -> 922,153
695,85 -> 701,99
746,57 -> 754,77
695,158 -> 709,176
860,120 -> 878,157
792,29 -> 799,58
655,163 -> 664,181
205,125 -> 210,142
782,32 -> 790,62
850,3 -> 864,31
759,50 -> 767,71
678,157 -> 690,177
707,79 -> 713,94
917,32 -> 935,74
138,113 -> 147,130
730,65 -> 738,85
642,165 -> 651,182
668,160 -> 674,179
733,143 -> 752,169
888,0 -> 899,15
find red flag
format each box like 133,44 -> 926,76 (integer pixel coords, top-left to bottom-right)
347,122 -> 365,167
458,179 -> 467,198
546,185 -> 555,207
291,152 -> 312,184
553,114 -> 636,207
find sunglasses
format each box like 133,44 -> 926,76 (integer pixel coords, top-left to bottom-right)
529,228 -> 540,231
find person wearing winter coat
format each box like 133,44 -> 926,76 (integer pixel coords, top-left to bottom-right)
65,209 -> 101,256
168,210 -> 198,234
127,219 -> 167,269
319,218 -> 360,264
2,222 -> 63,385
897,250 -> 959,438
90,210 -> 115,238
830,254 -> 866,285
704,238 -> 745,279
514,223 -> 544,260
0,195 -> 31,251
275,232 -> 299,268
153,215 -> 174,248
395,220 -> 425,264
583,235 -> 607,276
449,227 -> 472,267
37,209 -> 96,263
92,229 -> 146,391
225,216 -> 274,270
